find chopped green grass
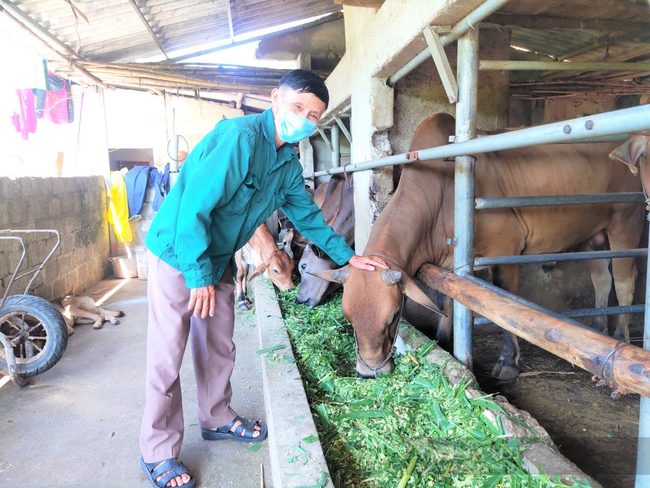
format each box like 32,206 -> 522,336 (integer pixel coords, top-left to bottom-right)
277,289 -> 592,488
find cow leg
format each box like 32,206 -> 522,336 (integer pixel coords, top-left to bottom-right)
607,206 -> 644,343
611,256 -> 638,343
435,294 -> 454,350
582,232 -> 611,334
586,257 -> 612,335
490,264 -> 521,381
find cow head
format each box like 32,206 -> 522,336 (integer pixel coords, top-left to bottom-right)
296,244 -> 341,306
248,251 -> 295,292
313,264 -> 443,378
610,136 -> 650,193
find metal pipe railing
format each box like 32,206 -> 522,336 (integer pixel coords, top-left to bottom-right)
387,0 -> 511,86
475,248 -> 647,267
475,192 -> 645,209
475,304 -> 646,326
311,104 -> 650,178
464,274 -> 589,329
636,211 -> 650,486
452,26 -> 479,370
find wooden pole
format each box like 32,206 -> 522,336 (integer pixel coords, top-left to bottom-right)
417,264 -> 650,398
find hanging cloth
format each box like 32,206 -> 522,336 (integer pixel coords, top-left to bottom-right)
107,169 -> 133,243
13,89 -> 37,140
123,165 -> 157,219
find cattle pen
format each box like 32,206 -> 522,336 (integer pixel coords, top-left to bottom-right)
307,3 -> 650,484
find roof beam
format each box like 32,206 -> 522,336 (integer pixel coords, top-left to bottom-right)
0,4 -> 109,89
485,13 -> 650,33
127,0 -> 169,59
0,0 -> 86,59
224,0 -> 235,42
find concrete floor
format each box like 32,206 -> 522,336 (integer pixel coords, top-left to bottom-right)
0,277 -> 271,488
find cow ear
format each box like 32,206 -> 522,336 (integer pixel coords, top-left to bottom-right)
307,265 -> 351,283
282,229 -> 295,259
609,136 -> 650,175
248,262 -> 268,281
399,274 -> 446,317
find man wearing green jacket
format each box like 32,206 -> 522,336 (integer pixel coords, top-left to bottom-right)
139,69 -> 387,488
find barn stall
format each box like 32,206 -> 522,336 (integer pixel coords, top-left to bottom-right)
1,0 -> 650,487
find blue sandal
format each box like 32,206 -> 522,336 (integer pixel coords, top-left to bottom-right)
201,415 -> 268,443
140,457 -> 196,488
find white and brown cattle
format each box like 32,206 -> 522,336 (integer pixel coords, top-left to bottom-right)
235,223 -> 295,310
294,173 -> 355,306
317,113 -> 644,380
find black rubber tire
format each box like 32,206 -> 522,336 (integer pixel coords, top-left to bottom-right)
0,295 -> 68,378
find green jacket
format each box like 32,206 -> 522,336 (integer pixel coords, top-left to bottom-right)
146,109 -> 355,288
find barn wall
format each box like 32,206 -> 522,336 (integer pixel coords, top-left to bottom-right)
0,176 -> 110,302
390,28 -> 511,157
103,90 -> 245,170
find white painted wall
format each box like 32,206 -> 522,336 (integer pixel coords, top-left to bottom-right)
103,90 -> 245,170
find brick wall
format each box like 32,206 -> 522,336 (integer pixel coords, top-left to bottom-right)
0,176 -> 110,301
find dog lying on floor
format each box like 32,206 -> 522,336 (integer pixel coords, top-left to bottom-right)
52,296 -> 125,335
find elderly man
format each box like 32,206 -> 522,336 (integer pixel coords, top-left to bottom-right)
139,69 -> 387,487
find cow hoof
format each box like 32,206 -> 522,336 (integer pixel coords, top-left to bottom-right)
93,322 -> 104,330
590,316 -> 607,335
491,361 -> 519,381
238,302 -> 252,311
110,318 -> 121,325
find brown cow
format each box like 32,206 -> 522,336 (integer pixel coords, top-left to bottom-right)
316,113 -> 644,380
235,223 -> 295,310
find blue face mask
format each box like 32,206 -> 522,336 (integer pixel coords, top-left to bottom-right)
277,109 -> 318,144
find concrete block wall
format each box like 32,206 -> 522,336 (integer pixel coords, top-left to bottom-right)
0,176 -> 110,301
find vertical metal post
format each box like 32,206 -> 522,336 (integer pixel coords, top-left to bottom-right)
636,211 -> 650,486
453,27 -> 479,370
331,124 -> 340,168
170,108 -> 179,172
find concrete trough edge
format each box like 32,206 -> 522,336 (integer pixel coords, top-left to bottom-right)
255,277 -> 601,488
254,279 -> 334,488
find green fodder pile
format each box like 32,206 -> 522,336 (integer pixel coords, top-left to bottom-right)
277,289 -> 591,488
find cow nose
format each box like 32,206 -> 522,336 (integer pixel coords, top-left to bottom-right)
287,287 -> 295,292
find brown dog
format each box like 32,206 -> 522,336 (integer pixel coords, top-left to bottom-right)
53,296 -> 125,335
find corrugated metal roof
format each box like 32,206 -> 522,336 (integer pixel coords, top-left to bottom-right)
2,0 -> 340,63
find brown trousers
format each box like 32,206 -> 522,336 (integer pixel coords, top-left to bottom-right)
140,251 -> 237,463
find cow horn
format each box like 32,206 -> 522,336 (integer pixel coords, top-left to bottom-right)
380,269 -> 402,286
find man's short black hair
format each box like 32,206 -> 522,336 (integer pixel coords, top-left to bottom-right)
278,69 -> 329,108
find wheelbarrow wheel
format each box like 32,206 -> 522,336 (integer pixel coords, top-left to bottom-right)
0,295 -> 68,379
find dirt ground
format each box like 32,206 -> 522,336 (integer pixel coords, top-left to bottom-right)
469,258 -> 647,488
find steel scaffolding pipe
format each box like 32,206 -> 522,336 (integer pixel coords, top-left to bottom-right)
475,192 -> 645,210
452,27 -> 479,369
417,264 -> 650,398
636,211 -> 650,486
311,104 -> 650,179
387,0 -> 511,86
474,248 -> 647,267
475,305 -> 646,326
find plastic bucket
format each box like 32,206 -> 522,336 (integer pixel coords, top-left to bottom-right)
135,246 -> 148,280
110,255 -> 138,279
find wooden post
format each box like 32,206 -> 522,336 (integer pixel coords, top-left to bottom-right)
417,264 -> 650,398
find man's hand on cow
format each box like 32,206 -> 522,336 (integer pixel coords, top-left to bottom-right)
349,255 -> 389,271
189,285 -> 216,318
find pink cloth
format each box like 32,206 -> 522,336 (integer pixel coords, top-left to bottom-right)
43,86 -> 69,124
14,89 -> 37,140
139,252 -> 237,462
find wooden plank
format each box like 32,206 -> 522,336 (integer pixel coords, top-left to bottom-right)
334,0 -> 385,7
423,27 -> 458,104
417,265 -> 650,397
